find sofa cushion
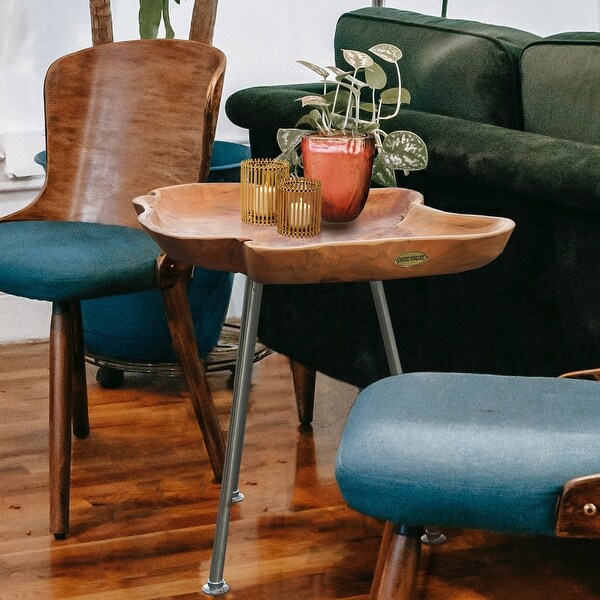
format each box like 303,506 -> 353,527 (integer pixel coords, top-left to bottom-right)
335,8 -> 539,128
521,33 -> 600,144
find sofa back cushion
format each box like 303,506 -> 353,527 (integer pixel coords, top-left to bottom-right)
335,8 -> 539,128
521,33 -> 600,145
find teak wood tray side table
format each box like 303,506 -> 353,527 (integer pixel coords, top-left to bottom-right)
134,182 -> 515,595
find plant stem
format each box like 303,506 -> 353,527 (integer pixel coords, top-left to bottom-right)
379,61 -> 402,121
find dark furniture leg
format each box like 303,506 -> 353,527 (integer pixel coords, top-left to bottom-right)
70,300 -> 90,439
290,360 -> 317,427
160,271 -> 226,482
49,301 -> 73,539
371,524 -> 422,600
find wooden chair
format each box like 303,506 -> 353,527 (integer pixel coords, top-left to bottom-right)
0,39 -> 226,538
336,370 -> 600,598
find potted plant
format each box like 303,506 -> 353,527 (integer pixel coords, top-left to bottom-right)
89,0 -> 219,45
138,0 -> 181,39
277,44 -> 428,222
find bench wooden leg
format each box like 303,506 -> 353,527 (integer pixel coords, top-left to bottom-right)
371,523 -> 422,600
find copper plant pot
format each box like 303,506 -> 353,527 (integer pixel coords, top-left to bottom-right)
301,133 -> 375,222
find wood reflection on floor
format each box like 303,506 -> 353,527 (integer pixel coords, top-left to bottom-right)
1,342 -> 600,599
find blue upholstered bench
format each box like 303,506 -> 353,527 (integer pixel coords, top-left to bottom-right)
335,372 -> 600,599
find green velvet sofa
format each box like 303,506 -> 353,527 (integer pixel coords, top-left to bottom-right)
225,8 -> 600,388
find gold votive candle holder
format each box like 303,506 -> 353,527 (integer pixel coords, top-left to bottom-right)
240,158 -> 289,225
276,178 -> 322,237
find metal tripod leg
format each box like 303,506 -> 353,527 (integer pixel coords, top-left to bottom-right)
370,281 -> 446,546
203,277 -> 264,595
370,281 -> 402,376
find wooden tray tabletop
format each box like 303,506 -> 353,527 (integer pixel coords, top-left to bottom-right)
134,183 -> 515,284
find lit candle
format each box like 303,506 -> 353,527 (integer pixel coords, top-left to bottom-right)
253,184 -> 276,217
289,198 -> 312,229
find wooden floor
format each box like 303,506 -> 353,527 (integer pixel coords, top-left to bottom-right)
1,342 -> 600,600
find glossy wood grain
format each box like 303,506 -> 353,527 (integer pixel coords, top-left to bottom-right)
3,344 -> 600,599
2,40 -> 224,228
134,183 -> 515,284
556,474 -> 600,538
0,39 -> 228,535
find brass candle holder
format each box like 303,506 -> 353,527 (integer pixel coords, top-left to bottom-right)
276,178 -> 322,237
240,158 -> 289,225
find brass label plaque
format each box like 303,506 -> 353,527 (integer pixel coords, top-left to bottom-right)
395,251 -> 429,268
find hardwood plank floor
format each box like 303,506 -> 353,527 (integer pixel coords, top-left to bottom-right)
1,342 -> 600,599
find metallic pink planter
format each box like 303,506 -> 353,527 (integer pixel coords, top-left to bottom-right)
301,133 -> 375,222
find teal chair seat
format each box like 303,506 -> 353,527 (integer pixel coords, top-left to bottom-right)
31,142 -> 245,363
336,372 -> 600,598
0,221 -> 157,301
0,39 -> 229,539
336,373 -> 600,537
78,140 -> 246,364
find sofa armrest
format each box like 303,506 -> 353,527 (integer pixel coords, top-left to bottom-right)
226,85 -> 600,215
395,110 -> 600,214
226,83 -> 323,131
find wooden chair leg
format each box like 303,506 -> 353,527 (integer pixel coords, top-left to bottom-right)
49,301 -> 74,539
371,524 -> 422,600
70,300 -> 90,439
161,279 -> 225,482
290,359 -> 316,427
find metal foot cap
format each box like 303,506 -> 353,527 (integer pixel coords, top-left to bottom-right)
421,530 -> 447,545
231,489 -> 244,503
202,579 -> 230,595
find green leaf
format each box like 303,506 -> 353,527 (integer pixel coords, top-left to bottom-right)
162,0 -> 175,39
276,148 -> 303,175
380,131 -> 429,172
277,128 -> 306,153
355,121 -> 380,133
139,0 -> 163,38
138,0 -> 176,38
364,63 -> 387,90
369,43 -> 403,63
342,49 -> 374,69
296,111 -> 322,131
329,112 -> 349,131
372,155 -> 397,187
324,89 -> 351,107
327,66 -> 351,77
297,60 -> 329,79
297,95 -> 330,108
380,87 -> 411,105
343,75 -> 367,89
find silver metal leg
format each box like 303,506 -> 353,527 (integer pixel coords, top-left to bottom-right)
203,277 -> 264,595
370,280 -> 445,546
370,281 -> 402,376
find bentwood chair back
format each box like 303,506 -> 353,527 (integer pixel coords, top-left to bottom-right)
0,39 -> 226,538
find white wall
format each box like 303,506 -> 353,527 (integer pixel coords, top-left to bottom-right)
1,0 -> 599,142
1,0 -> 599,343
